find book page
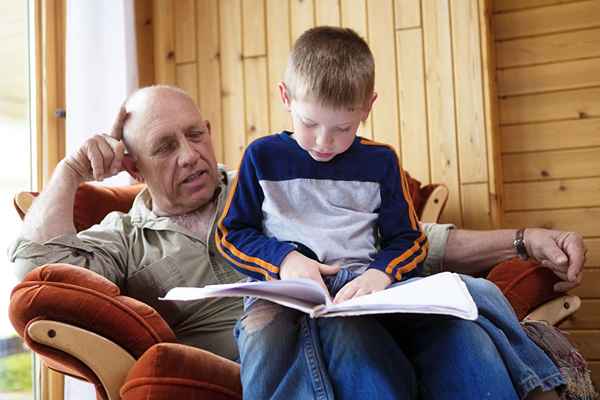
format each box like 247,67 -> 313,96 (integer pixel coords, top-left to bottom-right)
317,272 -> 477,320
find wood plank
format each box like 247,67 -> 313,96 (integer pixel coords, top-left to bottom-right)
367,0 -> 400,150
422,0 -> 462,226
316,0 -> 340,27
502,147 -> 600,182
220,0 -> 246,168
501,118 -> 600,153
242,0 -> 266,57
175,63 -> 198,103
134,0 -> 155,87
571,268 -> 600,298
567,331 -> 600,359
497,58 -> 600,96
153,0 -> 176,84
196,0 -> 223,163
494,0 -> 600,40
244,57 -> 270,144
503,207 -> 600,237
451,0 -> 488,184
266,0 -> 291,133
461,183 -> 492,229
499,87 -> 600,125
586,238 -> 600,267
340,0 -> 373,139
479,0 -> 504,228
395,0 -> 421,29
290,0 -> 314,43
504,177 -> 600,211
558,299 -> 600,329
496,28 -> 600,68
493,0 -> 583,13
174,0 -> 195,63
396,29 -> 430,184
588,361 -> 600,390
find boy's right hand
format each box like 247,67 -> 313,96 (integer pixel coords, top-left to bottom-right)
280,251 -> 340,293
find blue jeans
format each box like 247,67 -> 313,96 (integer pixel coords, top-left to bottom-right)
235,270 -> 564,399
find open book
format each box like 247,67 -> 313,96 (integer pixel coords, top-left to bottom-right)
162,271 -> 478,320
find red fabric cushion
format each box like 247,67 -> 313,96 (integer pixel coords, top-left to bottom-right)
487,258 -> 562,320
9,264 -> 177,399
121,343 -> 242,400
73,183 -> 144,231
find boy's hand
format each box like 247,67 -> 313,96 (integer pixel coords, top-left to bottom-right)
333,269 -> 392,304
280,251 -> 340,294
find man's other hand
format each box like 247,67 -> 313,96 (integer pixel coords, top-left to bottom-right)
525,228 -> 586,292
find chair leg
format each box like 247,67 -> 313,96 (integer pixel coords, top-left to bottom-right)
40,361 -> 64,400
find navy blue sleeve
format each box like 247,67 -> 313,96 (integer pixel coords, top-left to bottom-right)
368,151 -> 428,281
215,143 -> 296,281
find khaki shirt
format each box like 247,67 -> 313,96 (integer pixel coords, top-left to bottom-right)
8,168 -> 454,361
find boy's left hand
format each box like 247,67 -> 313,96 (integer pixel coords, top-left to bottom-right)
333,269 -> 392,304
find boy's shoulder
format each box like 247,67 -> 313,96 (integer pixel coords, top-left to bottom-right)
247,132 -> 289,151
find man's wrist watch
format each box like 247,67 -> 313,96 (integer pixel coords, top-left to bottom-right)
513,228 -> 529,260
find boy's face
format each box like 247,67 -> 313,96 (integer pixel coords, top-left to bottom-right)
279,84 -> 376,162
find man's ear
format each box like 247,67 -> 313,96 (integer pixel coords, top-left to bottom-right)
361,92 -> 378,122
122,155 -> 144,182
278,82 -> 292,111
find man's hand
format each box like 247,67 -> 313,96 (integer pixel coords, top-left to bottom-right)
63,106 -> 129,182
279,251 -> 340,294
333,269 -> 392,304
525,228 -> 586,292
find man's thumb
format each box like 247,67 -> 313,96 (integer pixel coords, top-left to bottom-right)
319,262 -> 341,276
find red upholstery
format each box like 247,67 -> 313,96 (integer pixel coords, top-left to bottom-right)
487,258 -> 562,320
121,343 -> 242,400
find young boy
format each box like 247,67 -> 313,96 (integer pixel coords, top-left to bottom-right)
217,26 -> 427,303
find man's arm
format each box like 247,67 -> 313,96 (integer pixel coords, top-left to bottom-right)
443,228 -> 585,292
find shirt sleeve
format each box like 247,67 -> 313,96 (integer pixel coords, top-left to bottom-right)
420,222 -> 455,276
368,154 -> 429,282
215,146 -> 296,281
8,212 -> 130,288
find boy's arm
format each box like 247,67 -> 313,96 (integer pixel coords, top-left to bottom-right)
368,154 -> 428,282
216,146 -> 296,281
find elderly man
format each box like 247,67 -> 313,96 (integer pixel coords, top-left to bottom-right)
10,86 -> 585,399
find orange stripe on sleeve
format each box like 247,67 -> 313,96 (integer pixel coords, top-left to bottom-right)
384,232 -> 427,275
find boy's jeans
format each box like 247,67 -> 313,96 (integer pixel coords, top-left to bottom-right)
235,270 -> 564,399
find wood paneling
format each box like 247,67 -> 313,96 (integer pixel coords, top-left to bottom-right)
496,28 -> 600,68
290,0 -> 314,43
558,299 -> 600,330
499,87 -> 600,125
242,0 -> 266,57
175,63 -> 197,103
316,0 -> 340,27
585,238 -> 600,267
569,331 -> 600,358
396,29 -> 430,184
243,57 -> 269,144
493,0 -> 583,12
340,0 -> 368,39
502,147 -> 600,182
494,1 -> 600,40
501,118 -> 600,153
497,57 -> 600,96
153,0 -> 175,84
572,269 -> 600,298
504,207 -> 600,237
461,183 -> 492,230
395,0 -> 421,29
174,0 -> 195,63
134,0 -> 155,87
266,0 -> 290,134
422,0 -> 462,226
504,177 -> 600,211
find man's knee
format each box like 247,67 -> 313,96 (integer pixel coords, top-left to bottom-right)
238,300 -> 294,335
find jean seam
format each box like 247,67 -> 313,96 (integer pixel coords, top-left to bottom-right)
515,370 -> 565,399
301,316 -> 334,400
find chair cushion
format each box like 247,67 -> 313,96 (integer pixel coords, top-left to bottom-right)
121,343 -> 242,400
73,182 -> 145,231
9,264 -> 177,399
487,258 -> 562,320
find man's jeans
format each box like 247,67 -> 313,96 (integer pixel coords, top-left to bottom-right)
235,270 -> 564,399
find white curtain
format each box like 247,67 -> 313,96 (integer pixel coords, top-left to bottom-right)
66,0 -> 138,187
64,1 -> 138,398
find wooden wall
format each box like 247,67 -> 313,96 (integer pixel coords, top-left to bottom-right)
493,0 -> 600,385
150,0 -> 501,229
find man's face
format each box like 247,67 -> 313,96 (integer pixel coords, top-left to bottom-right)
288,98 -> 365,162
127,92 -> 220,216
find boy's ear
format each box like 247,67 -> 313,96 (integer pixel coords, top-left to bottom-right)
362,92 -> 378,121
278,82 -> 292,111
122,155 -> 144,183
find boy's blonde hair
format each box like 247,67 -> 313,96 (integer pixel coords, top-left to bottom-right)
284,26 -> 374,109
